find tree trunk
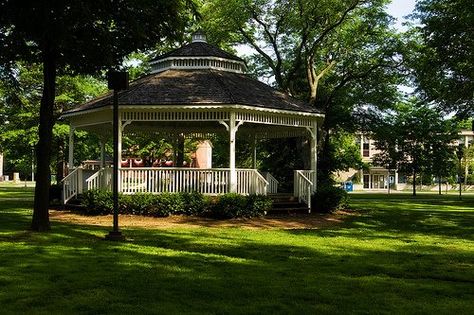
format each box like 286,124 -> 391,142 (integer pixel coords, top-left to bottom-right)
317,124 -> 332,185
31,48 -> 56,232
438,172 -> 441,195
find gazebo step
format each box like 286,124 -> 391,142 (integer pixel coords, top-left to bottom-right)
267,207 -> 310,215
269,193 -> 309,214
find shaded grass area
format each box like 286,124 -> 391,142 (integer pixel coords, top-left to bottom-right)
0,188 -> 473,314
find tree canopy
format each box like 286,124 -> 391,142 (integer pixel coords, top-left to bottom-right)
372,100 -> 458,195
0,0 -> 196,231
411,0 -> 474,118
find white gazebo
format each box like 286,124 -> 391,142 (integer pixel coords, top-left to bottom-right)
61,32 -> 324,207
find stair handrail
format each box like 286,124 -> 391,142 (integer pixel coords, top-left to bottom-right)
254,170 -> 269,195
264,172 -> 279,194
294,170 -> 313,210
85,168 -> 103,191
61,167 -> 83,204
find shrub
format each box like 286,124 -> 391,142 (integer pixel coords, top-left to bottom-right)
181,191 -> 207,215
246,194 -> 273,217
209,193 -> 272,219
210,193 -> 247,219
148,193 -> 185,217
82,190 -> 114,215
80,191 -> 271,219
311,185 -> 349,213
122,193 -> 158,215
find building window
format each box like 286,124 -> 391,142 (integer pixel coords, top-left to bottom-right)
363,143 -> 370,157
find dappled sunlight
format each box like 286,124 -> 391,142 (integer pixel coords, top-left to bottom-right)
0,188 -> 473,313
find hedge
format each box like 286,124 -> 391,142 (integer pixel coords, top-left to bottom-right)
80,190 -> 272,218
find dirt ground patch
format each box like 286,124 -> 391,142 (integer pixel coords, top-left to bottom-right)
49,210 -> 356,230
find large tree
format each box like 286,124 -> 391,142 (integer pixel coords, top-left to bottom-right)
201,0 -> 403,183
0,0 -> 195,231
411,0 -> 474,118
372,101 -> 457,196
0,62 -> 107,181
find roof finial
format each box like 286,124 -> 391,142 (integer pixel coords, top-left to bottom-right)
192,30 -> 207,43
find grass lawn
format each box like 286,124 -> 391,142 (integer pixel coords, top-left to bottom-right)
0,187 -> 473,314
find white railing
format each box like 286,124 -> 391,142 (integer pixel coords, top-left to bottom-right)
120,168 -> 230,195
236,169 -> 269,195
265,172 -> 279,194
62,167 -> 83,204
119,168 -> 269,195
294,170 -> 314,211
63,167 -> 272,204
85,167 -> 112,191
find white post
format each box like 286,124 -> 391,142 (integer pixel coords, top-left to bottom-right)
309,120 -> 318,193
229,112 -> 237,193
68,126 -> 75,171
394,170 -> 399,190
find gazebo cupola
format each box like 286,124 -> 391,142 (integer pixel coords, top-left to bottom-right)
61,31 -> 324,207
150,31 -> 247,74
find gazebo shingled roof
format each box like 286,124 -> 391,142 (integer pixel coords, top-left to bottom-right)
65,69 -> 321,115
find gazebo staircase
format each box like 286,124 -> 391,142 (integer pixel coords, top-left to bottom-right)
268,193 -> 310,214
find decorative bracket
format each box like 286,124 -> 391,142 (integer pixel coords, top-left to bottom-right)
235,120 -> 244,131
218,120 -> 229,131
305,127 -> 317,140
219,119 -> 244,134
121,119 -> 133,132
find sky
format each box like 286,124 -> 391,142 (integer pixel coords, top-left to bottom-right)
387,0 -> 417,30
237,0 -> 418,58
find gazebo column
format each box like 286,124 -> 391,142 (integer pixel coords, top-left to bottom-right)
227,112 -> 243,193
229,113 -> 237,192
68,126 -> 75,171
309,120 -> 318,193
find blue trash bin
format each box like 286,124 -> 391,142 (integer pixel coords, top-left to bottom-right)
344,181 -> 353,192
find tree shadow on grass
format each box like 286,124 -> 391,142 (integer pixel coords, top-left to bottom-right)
1,210 -> 473,314
1,191 -> 474,314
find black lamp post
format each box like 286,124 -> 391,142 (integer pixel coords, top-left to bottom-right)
456,144 -> 464,200
105,71 -> 128,241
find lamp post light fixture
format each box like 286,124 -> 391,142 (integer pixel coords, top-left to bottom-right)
105,70 -> 129,241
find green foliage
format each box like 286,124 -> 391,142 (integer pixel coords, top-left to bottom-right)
311,185 -> 349,213
411,0 -> 474,117
149,193 -> 185,217
181,191 -> 207,215
81,191 -> 271,219
82,190 -> 115,215
209,193 -> 247,219
0,62 -> 107,179
372,100 -> 458,195
209,193 -> 272,219
246,194 -> 273,217
202,0 -> 403,184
